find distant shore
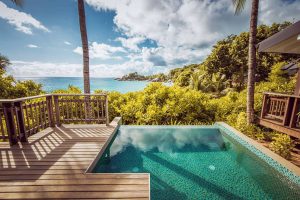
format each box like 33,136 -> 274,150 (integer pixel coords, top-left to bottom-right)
115,72 -> 169,82
114,77 -> 166,82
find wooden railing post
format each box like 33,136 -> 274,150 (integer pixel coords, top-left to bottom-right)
283,97 -> 294,126
105,95 -> 109,126
289,97 -> 299,128
260,93 -> 268,118
53,95 -> 61,126
3,102 -> 18,145
14,101 -> 27,142
46,95 -> 55,127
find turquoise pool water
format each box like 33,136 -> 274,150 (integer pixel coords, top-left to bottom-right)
92,126 -> 300,200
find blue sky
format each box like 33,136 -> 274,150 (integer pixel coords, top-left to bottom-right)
0,0 -> 299,77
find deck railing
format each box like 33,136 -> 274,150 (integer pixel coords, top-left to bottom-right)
0,93 -> 109,145
260,92 -> 300,128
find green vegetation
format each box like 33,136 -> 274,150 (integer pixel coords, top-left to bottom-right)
117,72 -> 148,81
0,69 -> 43,99
169,22 -> 296,93
99,83 -> 214,125
270,133 -> 295,159
104,62 -> 295,127
0,54 -> 43,99
117,72 -> 168,82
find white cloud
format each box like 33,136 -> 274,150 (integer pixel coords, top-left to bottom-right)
64,41 -> 72,45
27,44 -> 39,48
86,0 -> 247,49
259,0 -> 300,24
73,42 -> 126,59
6,0 -> 299,78
7,60 -> 168,78
84,0 -> 300,75
116,36 -> 145,51
0,1 -> 50,35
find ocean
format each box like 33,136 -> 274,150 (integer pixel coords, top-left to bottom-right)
16,77 -> 154,93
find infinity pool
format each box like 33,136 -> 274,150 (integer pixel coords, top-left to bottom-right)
92,125 -> 300,199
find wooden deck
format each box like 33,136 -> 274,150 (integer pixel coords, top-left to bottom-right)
0,124 -> 149,199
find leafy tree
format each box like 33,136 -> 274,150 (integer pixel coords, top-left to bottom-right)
0,54 -> 10,70
0,55 -> 43,98
167,22 -> 295,95
205,35 -> 237,86
52,85 -> 82,94
0,69 -> 43,98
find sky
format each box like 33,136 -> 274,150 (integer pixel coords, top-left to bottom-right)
0,0 -> 300,77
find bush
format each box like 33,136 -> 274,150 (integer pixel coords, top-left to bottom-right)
270,133 -> 295,159
108,83 -> 215,125
0,69 -> 43,98
234,112 -> 264,140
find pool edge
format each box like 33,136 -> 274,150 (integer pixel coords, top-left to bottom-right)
215,122 -> 300,184
85,117 -> 122,173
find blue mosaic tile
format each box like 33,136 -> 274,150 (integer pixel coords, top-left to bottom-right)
215,122 -> 300,186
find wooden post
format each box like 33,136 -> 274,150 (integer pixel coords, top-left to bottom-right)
14,101 -> 27,143
283,97 -> 294,126
260,94 -> 268,118
105,95 -> 109,126
289,98 -> 299,128
3,102 -> 18,145
46,96 -> 55,127
294,70 -> 300,96
54,95 -> 61,126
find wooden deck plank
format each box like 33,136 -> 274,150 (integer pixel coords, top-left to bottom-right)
0,185 -> 149,192
0,125 -> 150,199
0,191 -> 149,199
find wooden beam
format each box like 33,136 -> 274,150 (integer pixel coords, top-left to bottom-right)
14,101 -> 27,142
46,96 -> 55,127
294,70 -> 300,96
3,102 -> 18,145
258,118 -> 300,139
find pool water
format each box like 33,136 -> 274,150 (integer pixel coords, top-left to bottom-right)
93,126 -> 300,200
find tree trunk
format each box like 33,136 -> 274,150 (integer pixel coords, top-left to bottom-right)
78,0 -> 91,119
247,0 -> 259,124
78,0 -> 90,94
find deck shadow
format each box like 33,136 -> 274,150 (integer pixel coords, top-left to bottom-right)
0,125 -> 111,182
144,153 -> 245,200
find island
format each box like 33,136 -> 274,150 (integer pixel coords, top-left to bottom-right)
115,72 -> 168,82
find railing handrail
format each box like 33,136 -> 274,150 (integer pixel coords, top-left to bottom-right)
263,92 -> 298,98
261,92 -> 300,129
52,93 -> 107,97
0,93 -> 107,103
0,93 -> 109,145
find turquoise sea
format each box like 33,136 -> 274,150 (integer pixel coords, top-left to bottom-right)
16,77 -> 156,93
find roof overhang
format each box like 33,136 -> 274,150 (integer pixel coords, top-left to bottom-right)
258,21 -> 300,54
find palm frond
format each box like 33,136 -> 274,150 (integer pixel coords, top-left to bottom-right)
232,0 -> 246,15
0,54 -> 11,70
10,0 -> 23,7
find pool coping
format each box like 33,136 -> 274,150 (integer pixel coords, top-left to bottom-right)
215,122 -> 300,180
85,117 -> 122,173
85,117 -> 151,199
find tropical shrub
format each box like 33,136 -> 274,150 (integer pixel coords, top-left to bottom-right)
107,83 -> 215,125
0,69 -> 43,98
270,133 -> 295,159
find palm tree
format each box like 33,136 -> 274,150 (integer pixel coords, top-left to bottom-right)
77,0 -> 90,94
9,0 -> 90,94
233,0 -> 259,124
0,54 -> 10,70
11,0 -> 23,6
